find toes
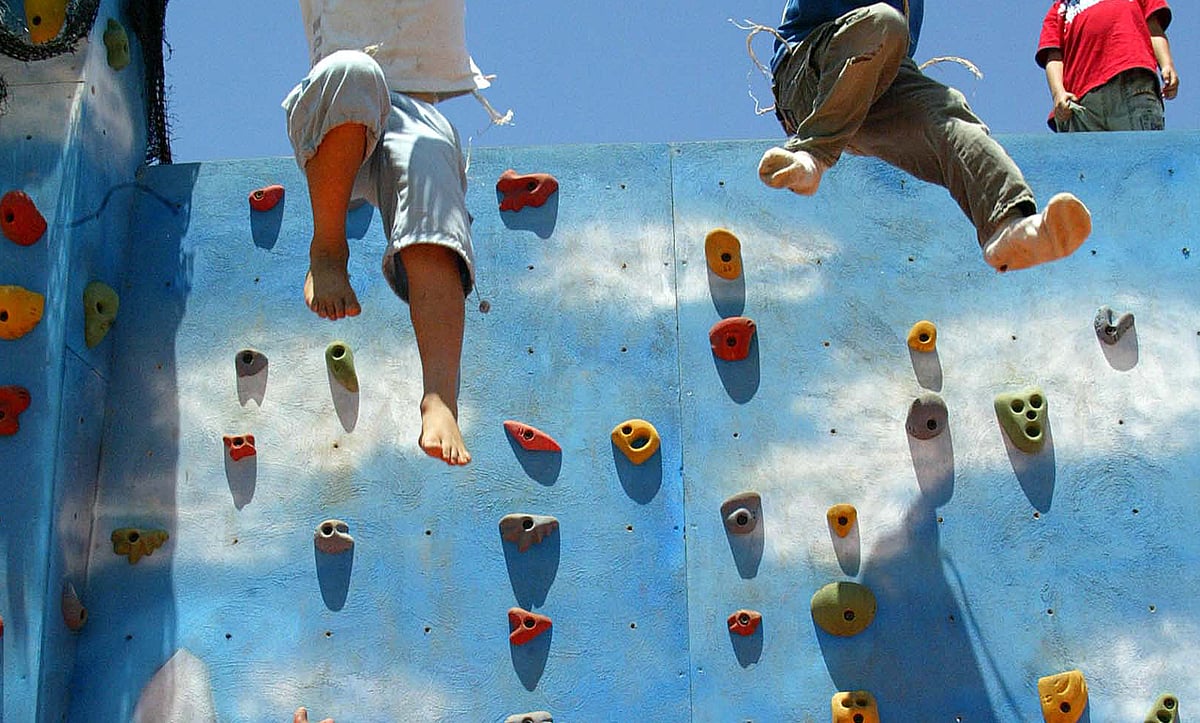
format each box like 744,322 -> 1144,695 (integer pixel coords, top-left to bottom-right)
295,708 -> 309,723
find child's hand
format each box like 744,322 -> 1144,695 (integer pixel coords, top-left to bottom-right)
1052,91 -> 1078,124
1161,65 -> 1179,100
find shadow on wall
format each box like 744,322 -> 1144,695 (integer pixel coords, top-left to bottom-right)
65,163 -> 201,720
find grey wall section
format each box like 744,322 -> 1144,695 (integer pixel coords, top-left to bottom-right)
5,116 -> 1199,717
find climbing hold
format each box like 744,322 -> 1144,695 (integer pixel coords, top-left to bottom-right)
831,690 -> 880,723
325,341 -> 359,393
313,519 -> 354,555
248,184 -> 285,212
111,527 -> 169,564
704,228 -> 743,280
1037,669 -> 1088,723
25,0 -> 67,44
235,348 -> 268,377
103,19 -> 130,70
726,609 -> 762,636
994,388 -> 1048,454
496,169 -> 559,212
61,581 -> 87,632
83,281 -> 119,348
611,418 -> 660,465
503,420 -> 561,452
709,317 -> 756,362
826,504 -> 857,538
223,434 -> 256,462
1094,305 -> 1134,346
720,491 -> 762,535
504,713 -> 553,723
907,320 -> 937,352
499,514 -> 559,553
508,607 -> 552,645
1,190 -> 47,246
0,285 -> 46,340
1144,694 -> 1178,723
0,386 -> 31,436
811,581 -> 877,637
906,393 -> 948,440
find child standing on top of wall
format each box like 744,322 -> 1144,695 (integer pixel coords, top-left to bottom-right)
757,1 -> 1094,273
284,0 -> 496,465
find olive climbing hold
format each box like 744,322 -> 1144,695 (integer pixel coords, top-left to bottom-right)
504,712 -> 553,723
709,316 -> 756,362
1,190 -> 47,246
507,607 -> 552,645
832,690 -> 880,723
223,434 -> 256,462
248,184 -> 285,212
826,503 -> 857,538
994,388 -> 1048,454
1144,693 -> 1178,723
0,285 -> 46,340
103,19 -> 130,70
611,418 -> 660,465
720,491 -> 762,535
235,348 -> 268,377
61,581 -> 87,632
0,386 -> 31,436
503,420 -> 561,452
906,393 -> 948,440
704,228 -> 743,280
499,514 -> 559,553
83,281 -> 119,348
496,169 -> 559,212
313,519 -> 354,555
1037,669 -> 1088,723
726,609 -> 762,636
810,581 -> 877,637
325,341 -> 359,393
1094,305 -> 1134,346
25,0 -> 67,44
111,527 -> 169,564
907,320 -> 937,352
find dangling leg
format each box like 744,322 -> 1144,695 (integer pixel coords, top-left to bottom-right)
304,122 -> 365,320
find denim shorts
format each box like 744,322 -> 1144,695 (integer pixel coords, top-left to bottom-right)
282,49 -> 475,301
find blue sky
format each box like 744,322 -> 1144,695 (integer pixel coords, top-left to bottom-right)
165,1 -> 1197,162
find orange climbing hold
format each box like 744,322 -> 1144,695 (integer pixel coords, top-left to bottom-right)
0,285 -> 45,340
496,169 -> 559,212
223,434 -> 257,462
611,419 -> 661,465
25,0 -> 67,44
248,184 -> 285,212
1038,670 -> 1088,723
0,386 -> 31,436
1,191 -> 47,246
704,228 -> 743,280
907,320 -> 937,352
61,581 -> 87,632
832,691 -> 880,723
826,503 -> 857,538
503,420 -> 561,452
726,609 -> 762,636
709,316 -> 756,362
507,607 -> 552,645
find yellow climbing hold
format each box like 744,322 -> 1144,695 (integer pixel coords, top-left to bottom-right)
907,320 -> 937,352
84,281 -> 119,348
0,285 -> 45,340
831,690 -> 879,723
111,528 -> 169,564
704,228 -> 743,280
26,0 -> 67,44
1038,669 -> 1088,723
611,418 -> 661,465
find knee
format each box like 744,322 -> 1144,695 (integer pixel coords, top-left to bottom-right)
310,49 -> 387,92
858,3 -> 910,52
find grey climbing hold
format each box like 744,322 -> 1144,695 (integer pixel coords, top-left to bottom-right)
1144,694 -> 1178,723
313,519 -> 353,555
235,348 -> 267,377
1094,305 -> 1134,345
720,491 -> 761,535
499,514 -> 559,553
906,393 -> 948,440
504,713 -> 553,723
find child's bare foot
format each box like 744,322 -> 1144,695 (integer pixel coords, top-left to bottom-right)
294,707 -> 334,723
983,193 -> 1092,272
304,247 -> 361,320
758,147 -> 828,196
419,393 -> 471,465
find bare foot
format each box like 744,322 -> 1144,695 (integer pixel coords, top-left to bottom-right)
758,147 -> 827,196
304,247 -> 361,320
294,707 -> 334,723
418,394 -> 471,465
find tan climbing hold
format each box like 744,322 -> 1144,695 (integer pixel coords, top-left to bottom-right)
831,690 -> 879,723
1038,669 -> 1088,723
907,320 -> 937,352
314,519 -> 354,555
704,228 -> 743,280
111,527 -> 169,564
611,418 -> 660,465
61,581 -> 87,632
826,504 -> 857,538
0,285 -> 45,340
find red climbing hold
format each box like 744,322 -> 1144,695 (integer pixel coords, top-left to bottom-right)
727,609 -> 762,636
248,184 -> 285,212
709,317 -> 757,362
223,434 -> 257,461
1,191 -> 47,246
503,420 -> 562,452
0,386 -> 31,436
508,607 -> 552,645
496,169 -> 559,212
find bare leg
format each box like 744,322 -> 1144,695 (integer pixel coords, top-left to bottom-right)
294,707 -> 334,723
401,244 -> 471,465
304,122 -> 366,320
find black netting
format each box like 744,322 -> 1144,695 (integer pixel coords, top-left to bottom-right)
0,0 -> 172,164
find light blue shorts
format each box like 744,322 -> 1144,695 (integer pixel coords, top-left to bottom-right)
282,49 -> 475,301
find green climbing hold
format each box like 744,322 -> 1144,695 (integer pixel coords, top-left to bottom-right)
103,19 -> 131,71
83,281 -> 119,348
994,388 -> 1047,454
811,581 -> 877,637
325,341 -> 359,393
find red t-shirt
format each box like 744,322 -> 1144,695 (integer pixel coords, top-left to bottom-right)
1037,0 -> 1170,99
